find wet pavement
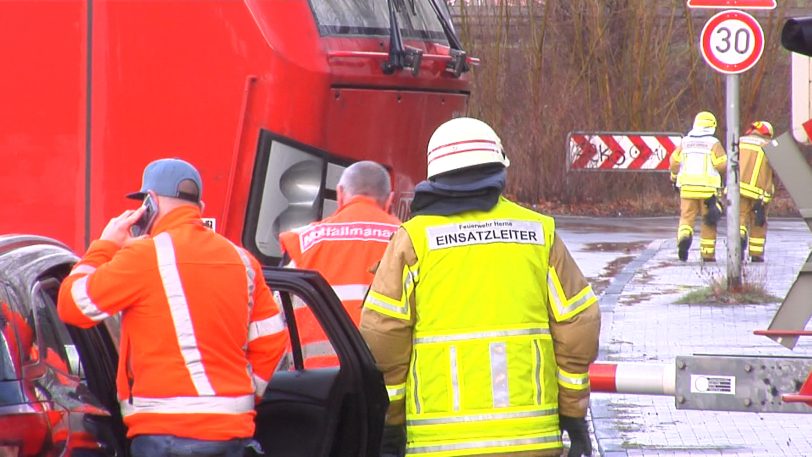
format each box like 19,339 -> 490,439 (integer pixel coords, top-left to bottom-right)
556,216 -> 675,295
556,216 -> 812,456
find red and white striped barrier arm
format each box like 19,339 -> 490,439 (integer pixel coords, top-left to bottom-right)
590,362 -> 676,396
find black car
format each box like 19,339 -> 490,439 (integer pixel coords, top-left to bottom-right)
0,235 -> 387,456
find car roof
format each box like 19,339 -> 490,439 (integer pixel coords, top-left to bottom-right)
0,235 -> 77,294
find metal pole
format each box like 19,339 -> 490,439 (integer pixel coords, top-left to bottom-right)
725,74 -> 741,288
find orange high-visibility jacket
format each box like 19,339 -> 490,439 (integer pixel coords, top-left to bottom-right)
279,195 -> 399,367
57,206 -> 288,440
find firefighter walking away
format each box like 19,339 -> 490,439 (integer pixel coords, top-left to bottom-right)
670,111 -> 727,262
737,121 -> 775,262
360,117 -> 601,457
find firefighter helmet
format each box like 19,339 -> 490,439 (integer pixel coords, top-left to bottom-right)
693,111 -> 717,129
426,117 -> 510,179
747,121 -> 774,139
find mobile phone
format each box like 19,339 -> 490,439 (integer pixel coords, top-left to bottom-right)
130,194 -> 158,237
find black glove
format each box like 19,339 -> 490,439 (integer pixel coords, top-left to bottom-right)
753,200 -> 766,227
560,415 -> 592,457
703,195 -> 722,226
381,424 -> 406,457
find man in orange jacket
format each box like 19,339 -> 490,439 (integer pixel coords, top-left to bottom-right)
57,158 -> 288,457
279,160 -> 399,367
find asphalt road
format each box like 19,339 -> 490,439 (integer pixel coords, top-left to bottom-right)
556,215 -> 810,295
555,216 -> 675,295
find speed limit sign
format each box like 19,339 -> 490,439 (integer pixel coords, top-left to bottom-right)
700,10 -> 764,74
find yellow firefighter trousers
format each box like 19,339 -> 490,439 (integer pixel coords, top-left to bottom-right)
678,198 -> 717,260
739,197 -> 767,257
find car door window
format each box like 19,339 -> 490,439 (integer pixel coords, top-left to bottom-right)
275,292 -> 340,371
0,284 -> 27,379
0,332 -> 16,380
30,280 -> 83,379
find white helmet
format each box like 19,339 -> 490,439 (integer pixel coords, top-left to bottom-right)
426,117 -> 510,179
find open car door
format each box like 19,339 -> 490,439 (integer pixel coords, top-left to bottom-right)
254,267 -> 387,457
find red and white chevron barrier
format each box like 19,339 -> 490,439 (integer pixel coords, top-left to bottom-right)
568,132 -> 682,171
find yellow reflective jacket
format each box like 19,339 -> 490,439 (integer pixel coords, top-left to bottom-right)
738,134 -> 774,203
670,134 -> 727,199
360,197 -> 601,457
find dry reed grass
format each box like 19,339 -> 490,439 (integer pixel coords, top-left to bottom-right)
452,0 -> 805,215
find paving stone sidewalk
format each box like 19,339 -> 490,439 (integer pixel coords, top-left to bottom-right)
590,220 -> 812,456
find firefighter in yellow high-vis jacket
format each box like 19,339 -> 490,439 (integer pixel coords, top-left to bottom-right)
738,121 -> 775,262
669,111 -> 727,262
359,117 -> 601,457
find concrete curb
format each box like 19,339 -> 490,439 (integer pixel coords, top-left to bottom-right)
590,239 -> 667,457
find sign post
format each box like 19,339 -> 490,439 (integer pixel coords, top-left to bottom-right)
725,76 -> 741,288
698,9 -> 764,288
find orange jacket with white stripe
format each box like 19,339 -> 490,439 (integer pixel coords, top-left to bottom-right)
279,195 -> 399,367
57,205 -> 288,440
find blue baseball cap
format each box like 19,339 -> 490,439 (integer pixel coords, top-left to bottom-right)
126,158 -> 203,203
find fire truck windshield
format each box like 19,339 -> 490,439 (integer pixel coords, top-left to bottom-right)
310,0 -> 448,43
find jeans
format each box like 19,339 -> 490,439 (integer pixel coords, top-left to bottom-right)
130,434 -> 260,457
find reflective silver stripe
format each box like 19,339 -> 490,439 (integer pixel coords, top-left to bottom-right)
120,394 -> 254,416
408,434 -> 561,454
533,340 -> 542,404
407,408 -> 558,426
490,342 -> 509,408
302,341 -> 335,359
547,272 -> 596,317
71,264 -> 96,275
414,327 -> 549,344
412,351 -> 421,414
248,314 -> 286,342
154,233 -> 214,396
332,284 -> 369,302
252,373 -> 269,397
365,294 -> 408,316
387,383 -> 406,400
291,295 -> 308,310
450,345 -> 460,411
560,290 -> 596,316
228,242 -> 255,314
547,272 -> 566,314
557,369 -> 589,386
404,268 -> 418,294
70,275 -> 110,322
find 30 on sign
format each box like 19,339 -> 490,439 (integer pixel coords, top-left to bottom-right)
700,10 -> 764,74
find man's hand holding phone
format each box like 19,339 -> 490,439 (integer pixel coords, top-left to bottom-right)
100,206 -> 148,247
101,193 -> 159,247
130,194 -> 158,237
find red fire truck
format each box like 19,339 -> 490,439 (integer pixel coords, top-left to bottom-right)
0,0 -> 472,264
0,1 -> 474,454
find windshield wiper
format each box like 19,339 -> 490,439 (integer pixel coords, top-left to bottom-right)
382,0 -> 423,76
425,0 -> 470,77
